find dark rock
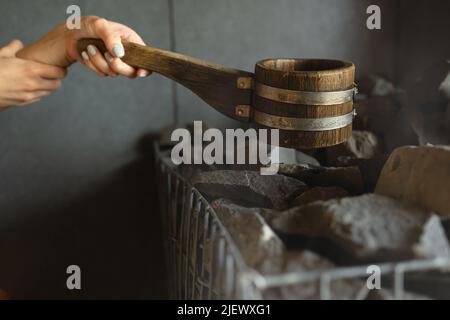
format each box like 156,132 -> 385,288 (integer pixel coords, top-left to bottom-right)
357,74 -> 399,97
394,271 -> 450,300
442,218 -> 450,242
354,95 -> 418,152
193,170 -> 307,210
403,61 -> 450,145
278,163 -> 323,180
331,155 -> 389,192
292,187 -> 349,206
270,194 -> 450,262
366,288 -> 431,300
278,164 -> 364,195
308,166 -> 364,195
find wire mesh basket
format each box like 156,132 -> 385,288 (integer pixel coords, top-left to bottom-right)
154,142 -> 450,300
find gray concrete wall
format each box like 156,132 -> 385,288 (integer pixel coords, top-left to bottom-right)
0,0 -> 403,298
174,0 -> 398,128
0,0 -> 172,299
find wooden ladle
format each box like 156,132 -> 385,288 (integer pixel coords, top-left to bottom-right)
78,39 -> 356,149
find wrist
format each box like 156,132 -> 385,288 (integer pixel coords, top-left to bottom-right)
17,22 -> 75,67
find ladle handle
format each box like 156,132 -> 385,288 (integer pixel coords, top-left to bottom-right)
77,38 -> 253,121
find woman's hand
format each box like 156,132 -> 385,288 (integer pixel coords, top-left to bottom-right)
17,16 -> 152,78
0,40 -> 66,109
69,17 -> 152,78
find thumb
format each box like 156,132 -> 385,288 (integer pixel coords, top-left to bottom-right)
0,39 -> 24,57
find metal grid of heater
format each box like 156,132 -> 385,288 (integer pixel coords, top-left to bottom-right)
154,144 -> 450,300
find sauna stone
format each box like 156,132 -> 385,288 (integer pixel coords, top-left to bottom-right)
275,147 -> 320,166
292,186 -> 349,207
325,130 -> 382,164
354,95 -> 418,152
193,170 -> 307,210
357,74 -> 398,97
211,199 -> 367,299
277,163 -> 323,180
367,289 -> 431,300
278,164 -> 364,195
211,199 -> 285,274
376,145 -> 450,217
263,251 -> 369,300
332,155 -> 389,192
270,194 -> 450,262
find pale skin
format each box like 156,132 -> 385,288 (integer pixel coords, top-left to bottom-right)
0,16 -> 152,109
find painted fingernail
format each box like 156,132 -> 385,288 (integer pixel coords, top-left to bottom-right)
104,52 -> 113,63
138,70 -> 148,77
87,45 -> 97,56
81,51 -> 89,61
113,44 -> 124,58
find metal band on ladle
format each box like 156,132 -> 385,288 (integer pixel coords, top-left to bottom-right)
253,109 -> 355,131
255,82 -> 357,105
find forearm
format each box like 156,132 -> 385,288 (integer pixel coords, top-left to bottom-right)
16,23 -> 75,68
15,16 -> 150,78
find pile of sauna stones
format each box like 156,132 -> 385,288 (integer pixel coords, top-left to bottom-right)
176,143 -> 450,299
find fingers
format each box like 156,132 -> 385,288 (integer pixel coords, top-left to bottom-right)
80,50 -> 106,77
37,79 -> 62,91
86,19 -> 135,78
91,18 -> 125,59
11,90 -> 51,107
79,17 -> 152,78
105,53 -> 138,78
0,39 -> 24,57
34,63 -> 67,80
17,98 -> 41,107
81,46 -> 151,78
86,45 -> 118,77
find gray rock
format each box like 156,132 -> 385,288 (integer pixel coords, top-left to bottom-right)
263,251 -> 369,300
278,164 -> 364,195
211,199 -> 286,274
295,150 -> 321,166
326,131 -> 382,164
193,170 -> 307,210
271,194 -> 450,262
212,199 -> 369,299
274,147 -> 321,166
293,187 -> 349,206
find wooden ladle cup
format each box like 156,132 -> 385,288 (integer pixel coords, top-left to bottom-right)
78,39 -> 356,149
